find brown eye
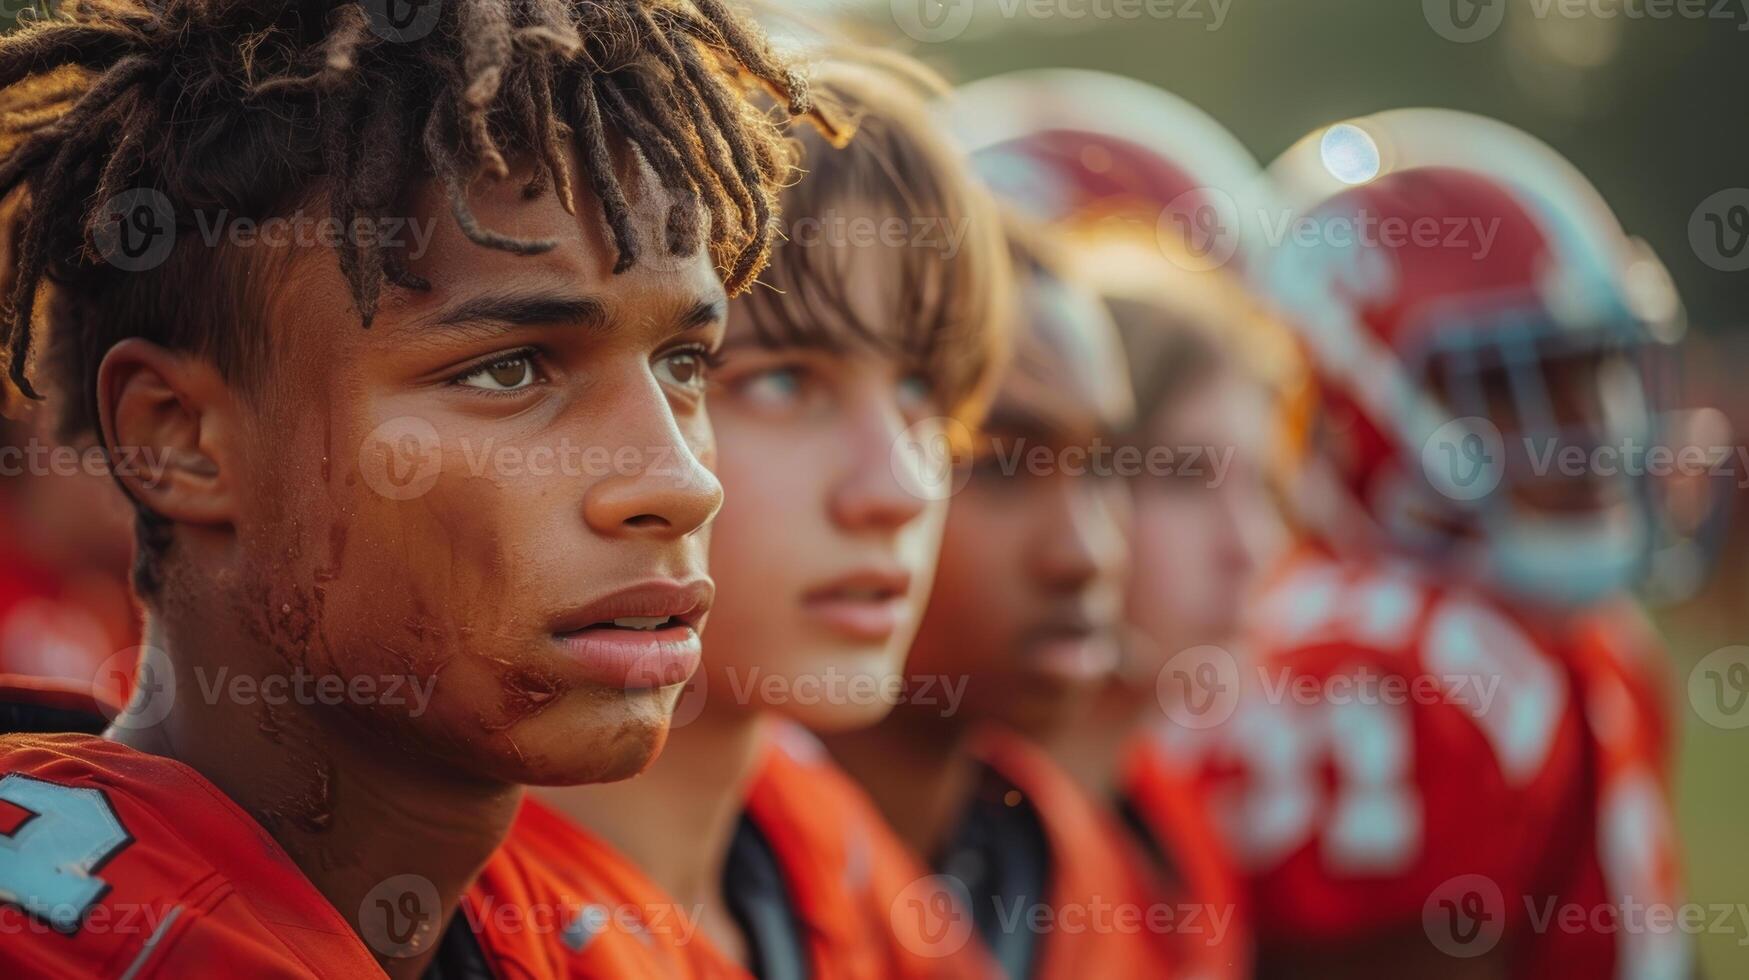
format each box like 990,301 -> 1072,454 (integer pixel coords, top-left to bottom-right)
458,353 -> 536,392
655,348 -> 711,392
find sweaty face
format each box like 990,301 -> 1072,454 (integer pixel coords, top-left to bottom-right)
1125,371 -> 1284,680
234,154 -> 725,786
904,273 -> 1133,738
698,246 -> 949,733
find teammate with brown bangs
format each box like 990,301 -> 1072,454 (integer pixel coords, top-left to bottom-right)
0,0 -> 818,975
493,51 -> 1011,977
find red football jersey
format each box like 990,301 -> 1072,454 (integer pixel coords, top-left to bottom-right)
0,733 -> 383,978
969,727 -> 1175,979
1118,732 -> 1252,980
1184,549 -> 1687,978
742,721 -> 998,980
468,793 -> 748,979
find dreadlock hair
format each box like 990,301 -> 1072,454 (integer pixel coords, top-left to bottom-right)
736,48 -> 1009,439
0,0 -> 826,440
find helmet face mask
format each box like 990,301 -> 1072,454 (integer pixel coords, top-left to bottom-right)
1264,109 -> 1686,609
1412,311 -> 1662,607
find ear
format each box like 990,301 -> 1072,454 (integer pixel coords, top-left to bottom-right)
96,338 -> 240,527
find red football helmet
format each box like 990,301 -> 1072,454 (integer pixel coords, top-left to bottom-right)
1260,109 -> 1687,608
944,68 -> 1276,273
942,68 -> 1313,501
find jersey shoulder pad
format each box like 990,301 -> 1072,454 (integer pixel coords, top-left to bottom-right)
0,733 -> 376,978
1250,553 -> 1439,661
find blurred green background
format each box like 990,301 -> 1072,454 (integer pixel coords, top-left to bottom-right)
822,0 -> 1748,330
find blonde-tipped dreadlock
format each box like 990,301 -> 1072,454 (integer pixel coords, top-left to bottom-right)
0,0 -> 821,424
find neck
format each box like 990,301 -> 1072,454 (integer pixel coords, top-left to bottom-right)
822,709 -> 976,860
111,618 -> 520,979
534,699 -> 765,960
1039,681 -> 1148,803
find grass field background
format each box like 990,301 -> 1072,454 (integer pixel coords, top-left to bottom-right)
1668,619 -> 1749,978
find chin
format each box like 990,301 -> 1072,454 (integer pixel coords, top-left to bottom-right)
994,678 -> 1097,739
780,693 -> 896,735
498,688 -> 675,786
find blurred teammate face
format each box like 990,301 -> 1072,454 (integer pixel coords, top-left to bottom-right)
1436,345 -> 1646,518
1126,370 -> 1284,670
697,218 -> 951,732
904,272 -> 1133,737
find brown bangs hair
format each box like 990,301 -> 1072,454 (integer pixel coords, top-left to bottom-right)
738,49 -> 1008,431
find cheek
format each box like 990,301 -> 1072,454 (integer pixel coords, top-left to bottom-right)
248,403 -> 558,708
1130,499 -> 1212,616
898,496 -> 949,618
910,498 -> 1015,674
702,424 -> 818,672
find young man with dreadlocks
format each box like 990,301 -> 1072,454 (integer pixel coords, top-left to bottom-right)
0,0 -> 814,976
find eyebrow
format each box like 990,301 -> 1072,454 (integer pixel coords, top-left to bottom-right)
426,290 -> 608,332
676,298 -> 728,334
982,402 -> 1116,446
419,292 -> 726,337
981,404 -> 1056,443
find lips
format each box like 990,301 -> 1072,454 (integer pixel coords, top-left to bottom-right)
550,579 -> 713,689
800,568 -> 913,642
1021,612 -> 1121,684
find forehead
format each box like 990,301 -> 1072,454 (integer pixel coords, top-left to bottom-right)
725,196 -> 948,356
988,273 -> 1134,439
264,147 -> 725,348
415,156 -> 721,312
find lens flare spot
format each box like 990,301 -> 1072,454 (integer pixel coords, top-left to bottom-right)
1321,124 -> 1382,185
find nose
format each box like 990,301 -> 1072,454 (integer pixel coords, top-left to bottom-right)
1032,475 -> 1125,595
828,398 -> 932,534
583,386 -> 723,539
1214,481 -> 1263,581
